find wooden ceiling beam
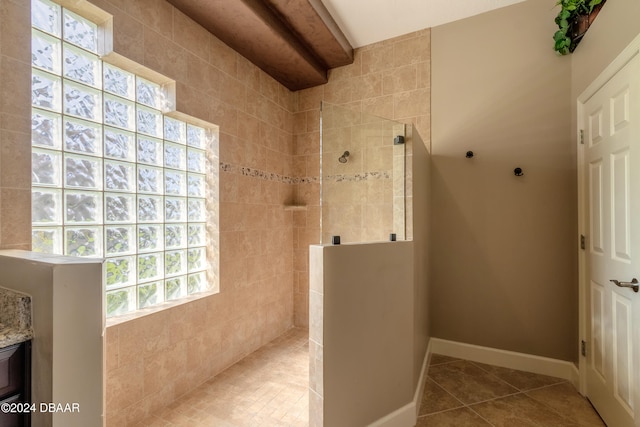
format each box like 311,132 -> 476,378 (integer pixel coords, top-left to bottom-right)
166,0 -> 354,91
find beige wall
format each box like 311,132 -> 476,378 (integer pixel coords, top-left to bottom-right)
0,0 -> 297,425
570,0 -> 640,99
293,29 -> 431,326
313,242 -> 415,427
431,0 -> 576,361
409,125 -> 430,388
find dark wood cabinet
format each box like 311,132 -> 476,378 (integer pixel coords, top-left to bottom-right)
0,341 -> 31,427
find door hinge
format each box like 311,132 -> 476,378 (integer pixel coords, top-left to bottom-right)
580,234 -> 586,250
581,340 -> 587,357
580,129 -> 584,144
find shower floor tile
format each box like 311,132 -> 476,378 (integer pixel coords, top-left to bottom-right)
133,328 -> 309,427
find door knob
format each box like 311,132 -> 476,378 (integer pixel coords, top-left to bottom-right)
610,278 -> 639,293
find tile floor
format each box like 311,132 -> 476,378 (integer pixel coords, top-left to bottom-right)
419,354 -> 606,426
134,328 -> 309,426
134,329 -> 606,427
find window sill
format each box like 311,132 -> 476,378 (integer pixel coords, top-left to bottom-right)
105,289 -> 218,328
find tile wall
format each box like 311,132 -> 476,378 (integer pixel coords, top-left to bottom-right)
0,0 -> 32,250
1,0 -> 297,425
292,29 -> 431,326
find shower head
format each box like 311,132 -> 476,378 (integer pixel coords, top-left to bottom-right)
338,151 -> 350,163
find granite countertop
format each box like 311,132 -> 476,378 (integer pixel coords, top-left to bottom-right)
0,287 -> 33,348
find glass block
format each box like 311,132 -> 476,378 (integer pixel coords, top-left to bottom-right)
64,80 -> 101,122
164,142 -> 186,170
187,124 -> 206,149
64,154 -> 102,189
32,0 -> 62,36
165,224 -> 187,249
103,63 -> 135,100
165,277 -> 186,301
187,224 -> 205,247
63,9 -> 97,53
32,69 -> 61,112
137,136 -> 162,165
104,127 -> 135,161
136,78 -> 162,109
188,199 -> 205,222
136,106 -> 162,138
187,174 -> 205,198
138,252 -> 164,283
187,271 -> 207,294
105,256 -> 136,289
137,166 -> 163,194
165,250 -> 186,277
138,225 -> 163,253
32,189 -> 62,225
65,190 -> 102,224
137,196 -> 163,223
188,247 -> 206,272
104,94 -> 135,130
106,226 -> 135,255
65,226 -> 102,257
165,170 -> 186,196
105,193 -> 135,223
106,287 -> 135,317
138,281 -> 163,309
165,197 -> 186,223
164,117 -> 186,144
32,108 -> 62,149
105,160 -> 135,192
32,29 -> 61,73
187,148 -> 205,173
32,148 -> 61,186
64,117 -> 102,156
63,43 -> 101,88
32,227 -> 62,254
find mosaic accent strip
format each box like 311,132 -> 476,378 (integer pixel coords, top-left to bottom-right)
219,162 -> 319,184
218,163 -> 390,185
326,171 -> 391,182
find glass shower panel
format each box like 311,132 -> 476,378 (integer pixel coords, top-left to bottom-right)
320,102 -> 405,244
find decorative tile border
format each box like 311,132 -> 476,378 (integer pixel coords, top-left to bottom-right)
326,171 -> 391,182
219,162 -> 319,184
219,163 -> 391,185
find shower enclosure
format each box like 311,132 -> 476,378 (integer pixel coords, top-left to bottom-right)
311,103 -> 430,426
320,102 -> 407,243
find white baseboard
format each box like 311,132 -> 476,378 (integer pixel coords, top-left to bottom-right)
430,338 -> 580,389
367,341 -> 431,427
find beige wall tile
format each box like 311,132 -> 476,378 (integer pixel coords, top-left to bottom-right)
383,65 -> 418,95
143,27 -> 187,80
110,9 -> 145,64
0,188 -> 30,247
0,0 -> 30,63
173,8 -> 210,61
0,56 -> 30,117
0,129 -> 30,189
125,0 -> 173,39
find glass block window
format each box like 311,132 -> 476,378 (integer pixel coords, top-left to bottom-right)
31,0 -> 212,317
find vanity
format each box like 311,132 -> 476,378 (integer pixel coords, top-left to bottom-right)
0,287 -> 33,427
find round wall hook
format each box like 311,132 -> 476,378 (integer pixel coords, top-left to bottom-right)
514,167 -> 524,176
466,151 -> 474,158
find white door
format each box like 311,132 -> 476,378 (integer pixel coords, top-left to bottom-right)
583,52 -> 640,427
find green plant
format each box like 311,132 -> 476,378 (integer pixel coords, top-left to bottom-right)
554,0 -> 603,55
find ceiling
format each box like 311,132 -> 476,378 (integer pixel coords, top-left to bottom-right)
322,0 -> 527,48
167,0 -> 527,90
